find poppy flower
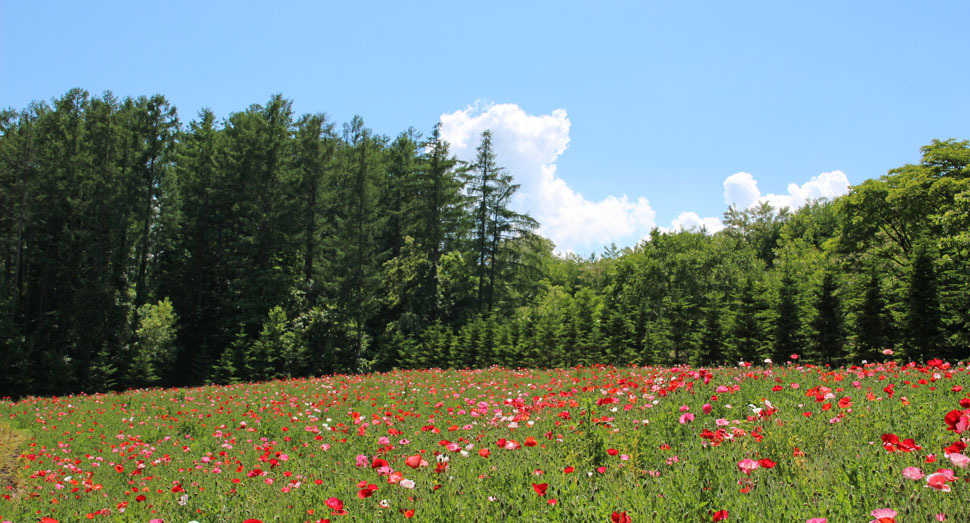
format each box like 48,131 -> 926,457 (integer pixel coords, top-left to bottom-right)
713,509 -> 728,521
737,459 -> 759,475
532,482 -> 548,496
902,467 -> 924,480
925,473 -> 951,492
405,454 -> 421,469
611,511 -> 632,523
326,497 -> 347,515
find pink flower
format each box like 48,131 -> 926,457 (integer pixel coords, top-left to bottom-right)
902,467 -> 924,480
925,472 -> 952,492
806,519 -> 826,523
936,514 -> 946,521
882,349 -> 894,355
702,403 -> 712,414
679,412 -> 695,424
870,508 -> 897,520
948,452 -> 970,468
737,459 -> 759,475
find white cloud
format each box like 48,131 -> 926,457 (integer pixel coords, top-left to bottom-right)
439,101 -> 656,253
723,172 -> 761,210
668,170 -> 850,236
670,212 -> 726,233
723,169 -> 850,211
439,100 -> 851,253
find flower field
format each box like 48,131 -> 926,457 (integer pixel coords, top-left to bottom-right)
3,361 -> 970,522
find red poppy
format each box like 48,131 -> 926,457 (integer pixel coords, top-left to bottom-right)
326,497 -> 347,515
713,509 -> 729,521
405,454 -> 421,469
532,482 -> 548,496
611,511 -> 632,523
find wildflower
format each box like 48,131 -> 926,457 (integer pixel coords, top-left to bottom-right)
737,459 -> 759,475
532,482 -> 548,496
713,509 -> 728,521
326,497 -> 347,515
925,473 -> 952,492
869,508 -> 897,523
611,512 -> 632,523
902,467 -> 924,480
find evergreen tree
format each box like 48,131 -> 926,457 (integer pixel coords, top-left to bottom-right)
810,270 -> 846,365
905,237 -> 944,360
855,271 -> 890,361
772,269 -> 802,363
728,278 -> 765,363
466,130 -> 538,312
695,292 -> 725,366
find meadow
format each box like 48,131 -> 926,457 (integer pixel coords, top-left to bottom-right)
3,360 -> 970,523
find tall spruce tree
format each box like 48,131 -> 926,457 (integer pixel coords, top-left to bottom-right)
810,269 -> 846,365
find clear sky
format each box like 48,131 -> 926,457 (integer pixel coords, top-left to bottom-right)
3,0 -> 968,254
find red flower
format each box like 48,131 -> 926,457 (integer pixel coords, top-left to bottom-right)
611,511 -> 632,523
405,454 -> 421,469
532,482 -> 548,496
713,509 -> 729,521
758,458 -> 776,469
400,509 -> 415,518
326,497 -> 347,515
243,520 -> 263,523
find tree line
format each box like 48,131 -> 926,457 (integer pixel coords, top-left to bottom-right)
0,89 -> 967,397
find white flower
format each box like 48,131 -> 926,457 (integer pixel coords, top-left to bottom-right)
400,479 -> 415,489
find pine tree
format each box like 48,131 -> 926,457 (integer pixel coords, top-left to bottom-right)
855,271 -> 889,361
810,270 -> 846,365
728,278 -> 765,363
695,292 -> 725,366
905,237 -> 944,360
466,130 -> 538,313
772,269 -> 802,363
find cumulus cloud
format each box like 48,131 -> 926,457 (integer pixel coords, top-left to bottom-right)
666,170 -> 850,235
723,170 -> 850,211
670,212 -> 726,233
439,101 -> 656,253
438,101 -> 851,252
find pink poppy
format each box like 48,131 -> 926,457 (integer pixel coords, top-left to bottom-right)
902,467 -> 924,480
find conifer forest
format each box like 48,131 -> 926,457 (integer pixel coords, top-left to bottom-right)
1,90 -> 968,398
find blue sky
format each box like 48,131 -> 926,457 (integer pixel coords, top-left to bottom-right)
3,1 -> 968,254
